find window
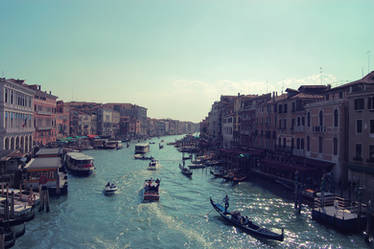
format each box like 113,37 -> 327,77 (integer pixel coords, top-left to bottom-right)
291,119 -> 295,129
296,138 -> 300,149
371,120 -> 374,134
302,117 -> 305,126
368,96 -> 374,110
319,136 -> 323,153
10,91 -> 13,104
333,138 -> 338,155
307,112 -> 310,127
326,94 -> 329,101
355,144 -> 362,160
283,119 -> 287,129
301,138 -> 304,150
283,137 -> 286,147
334,109 -> 339,127
278,137 -> 281,146
307,136 -> 310,151
5,89 -> 7,103
369,145 -> 374,161
284,104 -> 288,113
319,110 -> 323,127
339,92 -> 343,99
291,138 -> 294,149
357,120 -> 362,133
279,105 -> 283,113
279,119 -> 282,129
297,117 -> 301,126
354,98 -> 364,110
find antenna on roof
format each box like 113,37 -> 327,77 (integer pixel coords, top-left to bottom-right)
367,50 -> 371,74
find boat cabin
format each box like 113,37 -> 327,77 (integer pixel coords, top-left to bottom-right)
135,143 -> 150,154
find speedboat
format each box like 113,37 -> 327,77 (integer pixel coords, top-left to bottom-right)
104,183 -> 118,195
148,159 -> 160,170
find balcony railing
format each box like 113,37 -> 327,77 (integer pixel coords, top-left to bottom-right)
312,126 -> 326,133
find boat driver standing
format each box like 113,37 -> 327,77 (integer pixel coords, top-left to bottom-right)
223,195 -> 229,213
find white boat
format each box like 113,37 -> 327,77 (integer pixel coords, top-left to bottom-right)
104,183 -> 118,195
147,159 -> 160,170
0,197 -> 34,221
65,152 -> 95,176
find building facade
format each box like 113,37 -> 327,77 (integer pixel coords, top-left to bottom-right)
0,78 -> 35,153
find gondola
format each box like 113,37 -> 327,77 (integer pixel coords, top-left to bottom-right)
179,164 -> 192,177
209,197 -> 284,241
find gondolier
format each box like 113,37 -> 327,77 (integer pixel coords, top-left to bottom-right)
223,195 -> 229,213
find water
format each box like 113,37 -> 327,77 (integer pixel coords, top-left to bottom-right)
14,135 -> 371,248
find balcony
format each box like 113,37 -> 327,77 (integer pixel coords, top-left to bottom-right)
312,126 -> 326,133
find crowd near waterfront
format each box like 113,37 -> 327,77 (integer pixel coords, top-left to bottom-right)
10,135 -> 372,249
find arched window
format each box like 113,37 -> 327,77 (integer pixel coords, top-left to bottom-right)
4,137 -> 9,150
334,109 -> 338,127
10,137 -> 14,150
307,112 -> 310,127
319,110 -> 323,127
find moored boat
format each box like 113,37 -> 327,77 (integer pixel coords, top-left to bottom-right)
210,197 -> 284,241
143,178 -> 160,201
65,152 -> 94,176
233,175 -> 247,183
188,163 -> 205,169
179,163 -> 192,177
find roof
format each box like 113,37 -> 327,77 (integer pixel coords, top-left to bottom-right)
35,148 -> 62,157
135,143 -> 149,147
290,93 -> 324,100
66,152 -> 94,161
25,157 -> 62,170
331,71 -> 374,91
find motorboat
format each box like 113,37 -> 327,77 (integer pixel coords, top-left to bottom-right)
143,178 -> 160,201
104,182 -> 118,195
148,159 -> 160,170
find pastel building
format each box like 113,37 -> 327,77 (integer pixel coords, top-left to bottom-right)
0,78 -> 35,153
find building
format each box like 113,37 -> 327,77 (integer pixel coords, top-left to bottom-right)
344,72 -> 374,198
56,100 -> 70,138
0,78 -> 35,152
27,84 -> 57,146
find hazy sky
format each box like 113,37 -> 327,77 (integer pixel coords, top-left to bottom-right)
1,0 -> 373,122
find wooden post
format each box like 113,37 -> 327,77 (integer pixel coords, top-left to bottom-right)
46,188 -> 50,212
10,192 -> 14,218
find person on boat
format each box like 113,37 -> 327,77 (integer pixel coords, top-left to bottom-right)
155,178 -> 160,184
106,182 -> 110,187
223,195 -> 229,213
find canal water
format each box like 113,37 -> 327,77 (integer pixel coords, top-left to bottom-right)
15,135 -> 371,249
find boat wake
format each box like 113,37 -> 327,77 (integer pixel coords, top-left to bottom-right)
147,205 -> 212,248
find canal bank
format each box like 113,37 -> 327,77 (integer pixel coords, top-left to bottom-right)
14,135 -> 372,248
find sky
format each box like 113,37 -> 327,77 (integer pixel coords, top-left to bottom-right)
0,0 -> 373,122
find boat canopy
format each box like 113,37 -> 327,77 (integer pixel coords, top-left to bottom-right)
66,152 -> 94,161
